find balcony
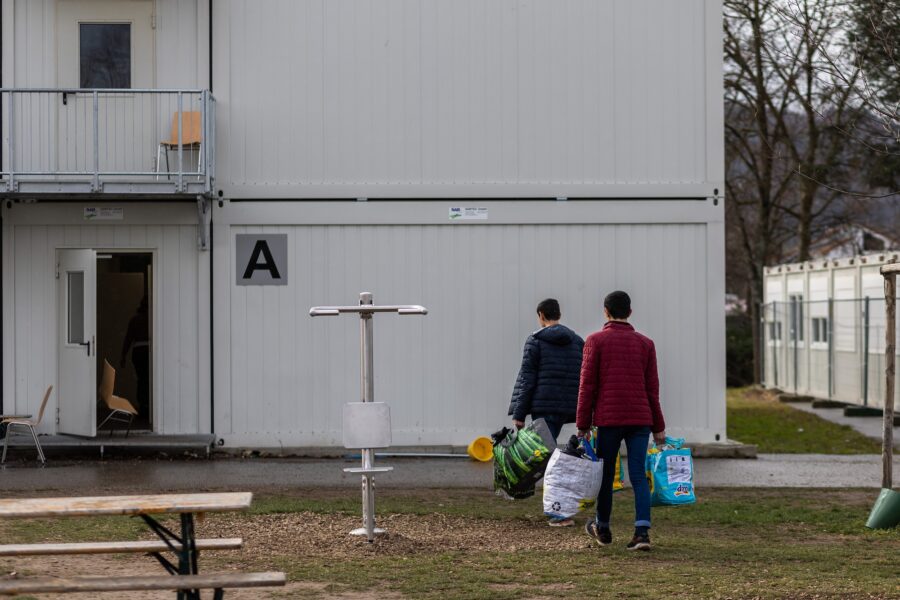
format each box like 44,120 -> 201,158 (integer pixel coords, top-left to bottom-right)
1,89 -> 215,198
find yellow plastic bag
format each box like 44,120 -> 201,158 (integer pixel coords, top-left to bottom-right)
612,452 -> 625,492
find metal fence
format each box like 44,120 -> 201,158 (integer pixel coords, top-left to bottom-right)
761,297 -> 899,409
0,88 -> 215,194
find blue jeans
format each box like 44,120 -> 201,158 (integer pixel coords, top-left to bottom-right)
532,414 -> 566,442
595,425 -> 651,529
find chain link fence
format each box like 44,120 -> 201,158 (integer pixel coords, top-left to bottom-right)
761,297 -> 898,409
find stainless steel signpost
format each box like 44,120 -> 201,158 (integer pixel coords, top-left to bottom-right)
309,292 -> 428,542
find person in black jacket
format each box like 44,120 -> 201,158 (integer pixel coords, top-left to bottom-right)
509,298 -> 585,442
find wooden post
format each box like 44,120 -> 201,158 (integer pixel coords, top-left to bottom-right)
881,265 -> 897,490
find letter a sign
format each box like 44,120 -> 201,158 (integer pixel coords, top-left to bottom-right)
236,234 -> 288,286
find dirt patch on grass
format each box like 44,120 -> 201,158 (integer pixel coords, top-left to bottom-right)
0,489 -> 896,599
0,513 -> 589,600
203,511 -> 593,559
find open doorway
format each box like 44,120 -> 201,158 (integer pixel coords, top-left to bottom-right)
96,253 -> 153,432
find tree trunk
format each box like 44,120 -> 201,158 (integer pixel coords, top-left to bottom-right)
798,183 -> 815,261
750,281 -> 762,383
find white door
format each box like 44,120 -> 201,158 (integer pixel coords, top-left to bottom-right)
58,249 -> 98,437
56,0 -> 155,174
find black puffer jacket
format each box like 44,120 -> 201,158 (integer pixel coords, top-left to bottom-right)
508,324 -> 584,422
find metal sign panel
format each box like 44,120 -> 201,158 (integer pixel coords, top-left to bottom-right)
84,207 -> 124,221
235,234 -> 287,286
342,402 -> 392,449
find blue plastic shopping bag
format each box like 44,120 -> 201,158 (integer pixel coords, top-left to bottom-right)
646,436 -> 696,506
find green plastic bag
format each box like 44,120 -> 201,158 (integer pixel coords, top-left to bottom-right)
492,418 -> 556,499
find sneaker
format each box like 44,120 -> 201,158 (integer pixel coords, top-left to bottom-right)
626,533 -> 651,551
548,517 -> 574,527
584,520 -> 613,546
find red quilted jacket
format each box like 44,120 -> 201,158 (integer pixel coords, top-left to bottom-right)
575,321 -> 665,433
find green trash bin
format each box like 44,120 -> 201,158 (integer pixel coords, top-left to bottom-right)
865,488 -> 900,530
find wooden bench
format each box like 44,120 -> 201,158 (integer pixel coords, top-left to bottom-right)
0,538 -> 242,556
0,572 -> 286,597
0,492 -> 285,599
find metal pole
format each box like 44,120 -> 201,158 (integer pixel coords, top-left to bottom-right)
828,298 -> 834,398
772,302 -> 781,387
177,92 -> 184,192
92,91 -> 100,192
200,90 -> 208,183
362,294 -> 375,404
309,296 -> 427,543
7,92 -> 14,192
791,296 -> 798,393
864,296 -> 870,407
883,273 -> 895,490
358,292 -> 376,542
782,302 -> 788,391
759,302 -> 766,386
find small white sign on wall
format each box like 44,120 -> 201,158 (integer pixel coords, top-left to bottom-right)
449,207 -> 488,221
83,207 -> 124,221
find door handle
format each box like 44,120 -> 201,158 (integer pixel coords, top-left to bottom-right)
62,92 -> 68,106
78,339 -> 94,356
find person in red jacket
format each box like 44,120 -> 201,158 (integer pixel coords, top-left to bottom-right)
577,291 -> 666,551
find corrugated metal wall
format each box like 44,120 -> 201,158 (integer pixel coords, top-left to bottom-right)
213,0 -> 722,198
1,204 -> 208,434
215,209 -> 724,446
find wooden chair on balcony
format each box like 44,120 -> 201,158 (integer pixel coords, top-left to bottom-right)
98,359 -> 138,437
156,111 -> 203,179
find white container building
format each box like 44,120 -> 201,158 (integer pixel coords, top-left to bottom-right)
763,253 -> 900,409
1,0 -> 726,448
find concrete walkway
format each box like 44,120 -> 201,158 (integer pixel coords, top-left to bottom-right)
791,403 -> 899,447
0,453 -> 895,493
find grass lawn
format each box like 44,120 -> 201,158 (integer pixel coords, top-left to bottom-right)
726,387 -> 882,453
1,488 -> 897,599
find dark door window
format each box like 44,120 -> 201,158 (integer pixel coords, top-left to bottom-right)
80,23 -> 131,88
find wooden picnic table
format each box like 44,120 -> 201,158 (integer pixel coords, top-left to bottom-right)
0,492 -> 255,600
0,492 -> 252,518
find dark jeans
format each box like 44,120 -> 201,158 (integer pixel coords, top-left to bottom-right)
595,425 -> 652,529
532,413 -> 567,442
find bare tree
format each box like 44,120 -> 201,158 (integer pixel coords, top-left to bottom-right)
725,0 -> 802,382
773,1 -> 863,260
724,0 -> 865,382
779,0 -> 900,192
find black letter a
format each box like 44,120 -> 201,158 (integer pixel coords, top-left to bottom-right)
243,240 -> 281,280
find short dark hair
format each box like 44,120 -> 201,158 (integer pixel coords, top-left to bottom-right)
536,298 -> 561,321
604,291 -> 631,319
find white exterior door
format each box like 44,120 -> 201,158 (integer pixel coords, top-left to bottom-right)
56,0 -> 156,174
58,249 -> 97,437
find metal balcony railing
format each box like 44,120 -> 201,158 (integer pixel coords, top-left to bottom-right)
0,89 -> 215,196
